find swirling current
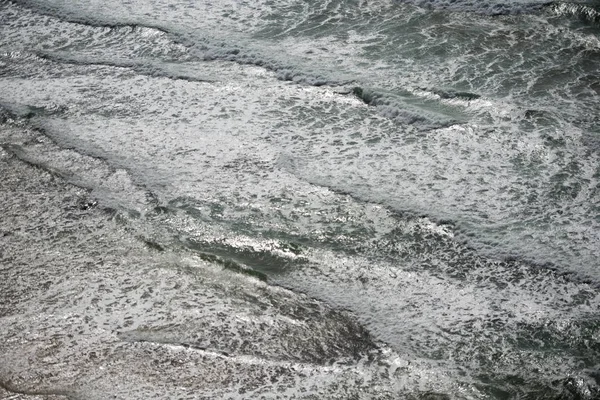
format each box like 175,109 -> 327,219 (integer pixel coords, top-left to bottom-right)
1,0 -> 599,399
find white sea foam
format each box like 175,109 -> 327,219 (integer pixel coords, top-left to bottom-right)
1,0 -> 600,399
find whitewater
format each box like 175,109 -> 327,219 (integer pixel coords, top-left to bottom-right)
1,0 -> 599,398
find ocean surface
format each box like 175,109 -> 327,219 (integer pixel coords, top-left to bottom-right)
1,0 -> 599,398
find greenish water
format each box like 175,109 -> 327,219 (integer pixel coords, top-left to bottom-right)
0,0 -> 599,398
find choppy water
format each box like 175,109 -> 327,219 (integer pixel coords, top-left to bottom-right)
1,0 -> 599,399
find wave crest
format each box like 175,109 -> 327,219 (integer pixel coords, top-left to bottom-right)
550,2 -> 600,25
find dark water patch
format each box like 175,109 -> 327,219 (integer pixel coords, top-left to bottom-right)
431,88 -> 481,101
523,109 -> 563,132
406,393 -> 451,400
181,238 -> 269,281
352,86 -> 376,105
180,236 -> 312,279
150,205 -> 172,215
140,237 -> 165,252
352,86 -> 462,128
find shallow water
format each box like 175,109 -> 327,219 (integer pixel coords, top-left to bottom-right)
1,0 -> 599,398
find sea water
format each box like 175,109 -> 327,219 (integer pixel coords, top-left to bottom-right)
0,0 -> 599,398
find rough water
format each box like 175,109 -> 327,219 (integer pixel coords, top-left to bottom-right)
1,0 -> 599,399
